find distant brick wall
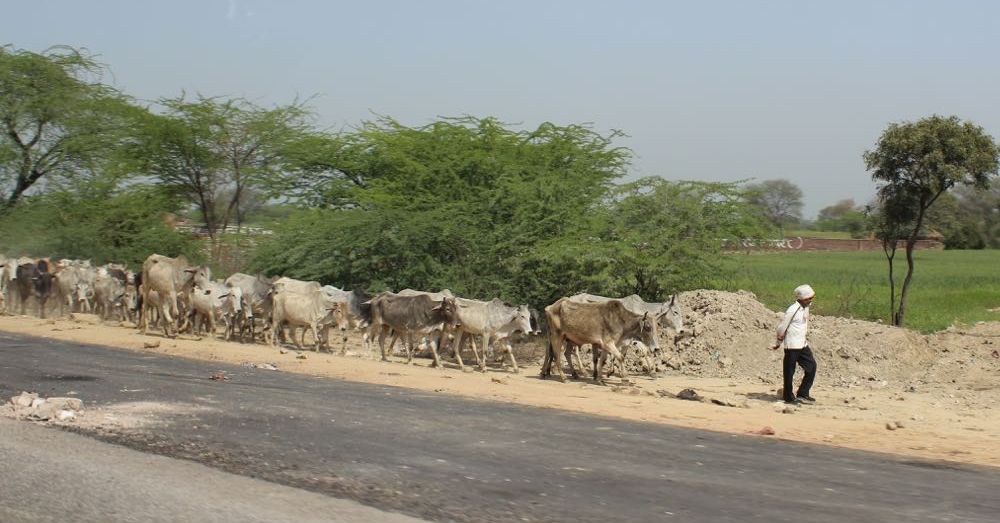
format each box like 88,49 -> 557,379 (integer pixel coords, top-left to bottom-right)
724,237 -> 945,252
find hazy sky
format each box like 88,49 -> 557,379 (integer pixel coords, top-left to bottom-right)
5,1 -> 1000,217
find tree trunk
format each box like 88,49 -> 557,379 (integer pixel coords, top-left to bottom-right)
895,198 -> 932,327
883,240 -> 897,324
895,236 -> 918,326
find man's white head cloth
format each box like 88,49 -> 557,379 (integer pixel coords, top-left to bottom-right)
795,284 -> 815,300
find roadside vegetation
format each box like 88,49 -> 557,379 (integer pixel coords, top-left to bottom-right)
2,44 -> 1000,331
717,250 -> 1000,333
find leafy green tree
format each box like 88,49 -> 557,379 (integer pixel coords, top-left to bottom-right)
864,115 -> 999,326
949,183 -> 1000,248
0,182 -> 203,268
815,198 -> 868,238
132,95 -> 311,240
743,179 -> 804,235
253,116 -> 629,302
251,116 -> 768,309
0,45 -> 137,211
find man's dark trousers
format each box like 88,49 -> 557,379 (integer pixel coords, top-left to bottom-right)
783,346 -> 816,401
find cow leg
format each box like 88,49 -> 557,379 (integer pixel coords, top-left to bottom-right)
270,317 -> 281,347
599,342 -> 626,385
479,333 -> 491,373
377,325 -> 390,362
540,340 -> 553,378
504,341 -> 519,373
427,335 -> 443,369
451,331 -> 466,370
563,343 -> 580,380
551,338 -> 568,382
467,335 -> 483,371
311,322 -> 323,352
404,333 -> 414,364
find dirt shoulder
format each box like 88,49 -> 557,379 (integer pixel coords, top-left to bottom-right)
2,313 -> 998,468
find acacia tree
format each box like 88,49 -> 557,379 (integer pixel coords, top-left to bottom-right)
743,179 -> 804,235
864,115 -> 999,326
0,45 -> 135,211
135,95 -> 310,240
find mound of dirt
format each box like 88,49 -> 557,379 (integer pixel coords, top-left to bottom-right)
647,290 -> 999,393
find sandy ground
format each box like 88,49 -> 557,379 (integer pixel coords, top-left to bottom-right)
2,313 -> 998,468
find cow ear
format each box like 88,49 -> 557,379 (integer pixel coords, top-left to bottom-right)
669,294 -> 676,306
184,268 -> 197,273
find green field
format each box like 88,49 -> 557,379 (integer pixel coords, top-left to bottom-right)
713,250 -> 1000,333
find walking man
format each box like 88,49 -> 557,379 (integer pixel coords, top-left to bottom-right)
771,284 -> 817,404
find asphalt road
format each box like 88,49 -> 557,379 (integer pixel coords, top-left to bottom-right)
1,331 -> 998,522
0,418 -> 424,523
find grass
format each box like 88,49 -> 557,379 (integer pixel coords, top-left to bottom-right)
713,249 -> 1000,333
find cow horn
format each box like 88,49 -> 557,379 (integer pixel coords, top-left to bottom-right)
669,294 -> 676,305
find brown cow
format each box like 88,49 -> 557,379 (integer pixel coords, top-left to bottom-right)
541,298 -> 661,384
368,293 -> 461,367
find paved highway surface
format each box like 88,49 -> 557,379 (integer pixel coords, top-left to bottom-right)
1,332 -> 998,522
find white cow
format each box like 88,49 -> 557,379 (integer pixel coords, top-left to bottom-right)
188,281 -> 235,337
451,298 -> 537,373
271,283 -> 349,352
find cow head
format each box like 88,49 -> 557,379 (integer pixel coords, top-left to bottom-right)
509,304 -> 537,335
222,286 -> 243,315
183,266 -> 212,289
324,302 -> 350,332
432,296 -> 461,328
74,282 -> 94,304
529,308 -> 542,335
656,294 -> 686,337
637,311 -> 661,356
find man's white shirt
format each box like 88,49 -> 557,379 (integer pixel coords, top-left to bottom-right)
776,303 -> 809,349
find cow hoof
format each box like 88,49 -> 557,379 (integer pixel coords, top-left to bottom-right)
512,368 -> 520,374
558,376 -> 567,383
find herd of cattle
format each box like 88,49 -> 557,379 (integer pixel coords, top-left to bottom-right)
1,253 -> 687,384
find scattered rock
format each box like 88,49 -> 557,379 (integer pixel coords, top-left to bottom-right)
240,362 -> 278,371
749,426 -> 775,436
886,422 -> 897,431
675,388 -> 702,402
718,357 -> 733,368
491,377 -> 508,385
143,340 -> 160,349
296,353 -> 307,360
43,397 -> 83,411
8,392 -> 84,422
710,396 -> 749,408
279,349 -> 289,354
209,372 -> 229,381
10,392 -> 38,408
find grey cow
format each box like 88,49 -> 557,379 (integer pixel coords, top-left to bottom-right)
451,298 -> 537,373
367,292 -> 461,367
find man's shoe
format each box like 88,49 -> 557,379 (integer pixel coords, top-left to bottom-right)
783,398 -> 802,405
796,395 -> 816,404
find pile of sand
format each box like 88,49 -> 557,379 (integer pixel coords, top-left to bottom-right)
644,290 -> 1000,394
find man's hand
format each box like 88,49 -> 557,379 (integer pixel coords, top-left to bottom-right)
770,343 -> 780,350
